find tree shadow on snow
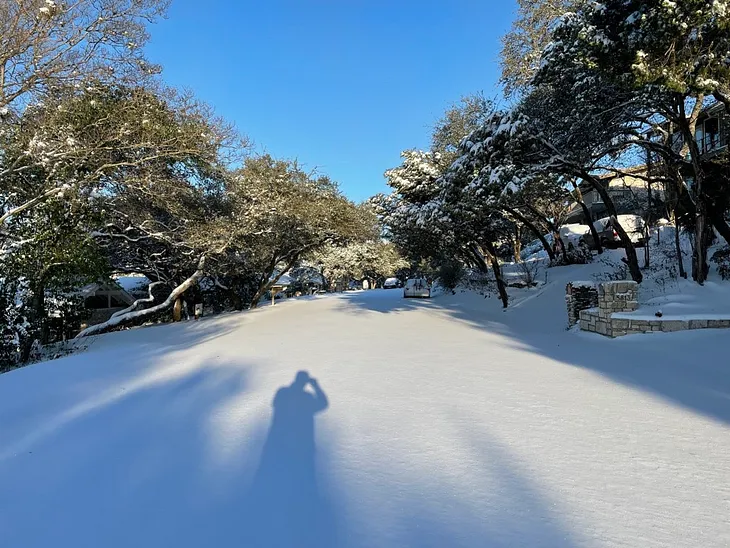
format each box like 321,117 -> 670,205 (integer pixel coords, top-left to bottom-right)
0,359 -> 253,547
332,288 -> 443,315
338,282 -> 730,426
0,360 -> 584,547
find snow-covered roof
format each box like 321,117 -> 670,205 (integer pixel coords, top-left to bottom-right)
113,275 -> 150,294
269,273 -> 293,286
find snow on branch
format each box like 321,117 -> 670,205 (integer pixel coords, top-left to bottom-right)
75,256 -> 207,338
109,281 -> 165,320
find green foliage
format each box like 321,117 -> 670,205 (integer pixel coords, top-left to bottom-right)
0,278 -> 29,370
500,0 -> 583,96
437,261 -> 465,290
711,246 -> 730,280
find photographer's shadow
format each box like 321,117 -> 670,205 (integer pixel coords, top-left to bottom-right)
242,371 -> 335,548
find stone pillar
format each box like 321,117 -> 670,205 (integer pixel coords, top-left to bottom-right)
566,282 -> 599,327
598,281 -> 639,315
596,281 -> 639,337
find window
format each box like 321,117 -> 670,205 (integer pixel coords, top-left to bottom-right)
705,117 -> 720,151
696,116 -> 722,153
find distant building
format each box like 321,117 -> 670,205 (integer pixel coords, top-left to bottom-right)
80,275 -> 150,325
564,166 -> 664,224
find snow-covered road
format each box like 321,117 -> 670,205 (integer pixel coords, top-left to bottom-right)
1,287 -> 729,547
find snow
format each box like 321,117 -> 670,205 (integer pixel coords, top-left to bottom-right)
614,279 -> 730,320
114,275 -> 151,295
569,280 -> 597,288
0,263 -> 729,546
559,223 -> 591,245
270,273 -> 293,286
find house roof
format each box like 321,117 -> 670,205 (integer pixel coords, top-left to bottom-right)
77,282 -> 136,305
113,275 -> 151,294
270,273 -> 293,286
574,165 -> 648,192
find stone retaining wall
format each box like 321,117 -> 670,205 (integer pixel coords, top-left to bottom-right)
576,280 -> 730,337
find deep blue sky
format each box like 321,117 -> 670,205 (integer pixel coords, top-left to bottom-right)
145,1 -> 517,202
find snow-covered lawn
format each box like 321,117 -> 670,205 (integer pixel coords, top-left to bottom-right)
1,275 -> 729,547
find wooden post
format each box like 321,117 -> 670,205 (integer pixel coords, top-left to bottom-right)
270,285 -> 283,305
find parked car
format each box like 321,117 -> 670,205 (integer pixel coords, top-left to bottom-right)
403,278 -> 431,298
520,225 -> 591,260
583,215 -> 646,249
383,277 -> 402,289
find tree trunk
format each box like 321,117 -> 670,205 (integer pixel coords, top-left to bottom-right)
20,280 -> 46,363
35,280 -> 48,345
319,269 -> 329,292
678,96 -> 709,284
580,201 -> 603,254
570,180 -> 603,254
512,225 -> 522,263
583,173 -> 643,283
229,286 -> 244,311
468,243 -> 491,273
481,240 -> 509,308
523,203 -> 570,263
173,297 -> 182,322
673,216 -> 688,279
692,200 -> 709,284
75,261 -> 205,338
250,256 -> 299,309
502,206 -> 555,262
644,176 -> 652,268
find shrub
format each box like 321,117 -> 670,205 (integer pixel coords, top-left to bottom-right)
711,246 -> 730,280
437,261 -> 465,290
554,241 -> 593,266
515,260 -> 541,287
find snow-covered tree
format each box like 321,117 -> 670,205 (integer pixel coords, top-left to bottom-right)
224,155 -> 377,308
499,0 -> 583,97
376,149 -> 451,265
0,0 -> 168,115
313,240 -> 408,289
39,87 -> 243,336
431,93 -> 495,164
535,0 -> 730,282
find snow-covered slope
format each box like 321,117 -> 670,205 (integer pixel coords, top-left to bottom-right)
0,276 -> 728,547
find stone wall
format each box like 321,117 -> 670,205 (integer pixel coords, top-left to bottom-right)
577,280 -> 730,337
565,282 -> 599,327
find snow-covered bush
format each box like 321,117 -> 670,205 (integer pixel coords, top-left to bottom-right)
640,244 -> 681,297
0,279 -> 31,371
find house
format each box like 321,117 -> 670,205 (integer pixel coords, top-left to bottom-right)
691,101 -> 728,158
646,99 -> 729,202
564,166 -> 664,224
113,275 -> 151,299
79,275 -> 151,325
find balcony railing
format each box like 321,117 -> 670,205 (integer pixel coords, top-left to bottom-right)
696,132 -> 727,155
